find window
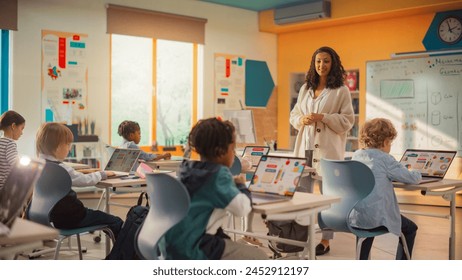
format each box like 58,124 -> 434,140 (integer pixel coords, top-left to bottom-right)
111,35 -> 196,147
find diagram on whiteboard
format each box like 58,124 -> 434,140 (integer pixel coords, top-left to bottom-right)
366,54 -> 462,155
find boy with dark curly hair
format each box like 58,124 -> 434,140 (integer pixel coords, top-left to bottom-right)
164,117 -> 267,260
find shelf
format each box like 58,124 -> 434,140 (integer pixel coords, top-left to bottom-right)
66,141 -> 102,168
66,156 -> 102,160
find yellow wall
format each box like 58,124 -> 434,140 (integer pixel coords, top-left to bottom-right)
272,1 -> 462,149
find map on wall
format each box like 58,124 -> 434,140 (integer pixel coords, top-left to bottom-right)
41,30 -> 88,124
366,54 -> 462,155
214,53 -> 245,117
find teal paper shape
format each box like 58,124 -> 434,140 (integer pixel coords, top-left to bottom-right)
423,10 -> 462,51
245,60 -> 275,107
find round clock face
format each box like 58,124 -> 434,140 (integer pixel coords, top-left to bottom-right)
438,16 -> 462,44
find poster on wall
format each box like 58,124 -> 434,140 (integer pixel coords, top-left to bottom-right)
41,30 -> 88,124
214,53 -> 245,117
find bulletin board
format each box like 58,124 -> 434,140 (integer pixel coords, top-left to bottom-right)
214,53 -> 245,117
41,30 -> 88,124
366,53 -> 462,155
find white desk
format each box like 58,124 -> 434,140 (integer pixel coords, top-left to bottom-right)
0,218 -> 58,259
96,177 -> 147,214
394,179 -> 462,260
63,161 -> 90,170
144,160 -> 182,174
225,192 -> 340,260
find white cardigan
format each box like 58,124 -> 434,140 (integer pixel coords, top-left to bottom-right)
289,84 -> 354,176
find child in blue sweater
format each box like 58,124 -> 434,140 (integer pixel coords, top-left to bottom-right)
351,118 -> 421,259
118,120 -> 171,162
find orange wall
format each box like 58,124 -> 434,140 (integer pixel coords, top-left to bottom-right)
277,12 -> 438,149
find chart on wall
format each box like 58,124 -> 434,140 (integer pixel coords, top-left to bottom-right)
214,53 -> 245,117
41,30 -> 88,124
366,54 -> 462,155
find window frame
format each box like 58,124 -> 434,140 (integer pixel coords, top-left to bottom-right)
109,34 -> 199,149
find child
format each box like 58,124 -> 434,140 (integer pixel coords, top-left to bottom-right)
164,117 -> 267,260
0,110 -> 25,191
35,122 -> 123,238
117,120 -> 171,163
351,118 -> 421,260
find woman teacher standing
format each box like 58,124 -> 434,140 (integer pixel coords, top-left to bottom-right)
290,46 -> 355,256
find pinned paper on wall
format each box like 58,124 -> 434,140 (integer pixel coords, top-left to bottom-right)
214,53 -> 246,117
41,30 -> 88,124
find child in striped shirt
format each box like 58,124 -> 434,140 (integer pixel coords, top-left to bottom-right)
0,110 -> 25,191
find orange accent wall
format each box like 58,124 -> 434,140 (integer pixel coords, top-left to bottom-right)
276,11 -> 452,149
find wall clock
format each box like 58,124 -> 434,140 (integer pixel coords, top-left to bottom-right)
437,16 -> 462,44
422,10 -> 462,51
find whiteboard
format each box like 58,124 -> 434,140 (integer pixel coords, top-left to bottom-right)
366,54 -> 462,155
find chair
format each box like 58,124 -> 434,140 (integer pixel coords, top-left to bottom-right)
27,162 -> 115,259
230,155 -> 242,176
318,159 -> 411,260
135,173 -> 190,260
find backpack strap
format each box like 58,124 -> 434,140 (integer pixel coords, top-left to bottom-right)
136,192 -> 149,207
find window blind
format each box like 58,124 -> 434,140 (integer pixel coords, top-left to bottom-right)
0,0 -> 18,31
106,4 -> 207,44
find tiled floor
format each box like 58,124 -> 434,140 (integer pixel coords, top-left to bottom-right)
15,191 -> 462,260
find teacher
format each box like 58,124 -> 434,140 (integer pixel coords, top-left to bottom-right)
290,46 -> 355,256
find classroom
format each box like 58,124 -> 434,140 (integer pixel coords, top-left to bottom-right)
1,0 -> 462,267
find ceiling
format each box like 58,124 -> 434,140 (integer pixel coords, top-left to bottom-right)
198,0 -> 316,12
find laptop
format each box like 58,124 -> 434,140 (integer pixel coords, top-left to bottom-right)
398,149 -> 457,184
0,158 -> 45,235
248,155 -> 307,205
241,146 -> 270,167
104,148 -> 142,178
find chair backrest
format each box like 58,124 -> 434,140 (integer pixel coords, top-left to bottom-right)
135,173 -> 190,260
318,159 -> 375,235
229,155 -> 242,176
28,162 -> 72,226
0,158 -> 45,227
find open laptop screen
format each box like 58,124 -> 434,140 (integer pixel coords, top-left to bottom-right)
399,149 -> 456,179
241,146 -> 270,167
105,148 -> 141,173
248,155 -> 306,196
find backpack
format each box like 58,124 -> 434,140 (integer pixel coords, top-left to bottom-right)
105,192 -> 149,260
266,220 -> 308,253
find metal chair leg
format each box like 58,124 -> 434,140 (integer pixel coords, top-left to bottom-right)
399,232 -> 411,260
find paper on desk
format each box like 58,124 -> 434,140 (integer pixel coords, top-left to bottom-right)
0,222 -> 9,236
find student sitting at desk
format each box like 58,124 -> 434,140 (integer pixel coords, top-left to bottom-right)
36,123 -> 123,239
351,118 -> 421,260
164,117 -> 267,260
117,120 -> 171,165
0,110 -> 25,192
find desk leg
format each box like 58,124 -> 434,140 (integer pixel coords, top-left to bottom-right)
309,213 -> 315,260
105,187 -> 111,255
449,193 -> 455,260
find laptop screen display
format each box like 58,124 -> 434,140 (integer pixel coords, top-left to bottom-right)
105,148 -> 141,173
248,156 -> 306,196
399,149 -> 456,179
242,146 -> 270,167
